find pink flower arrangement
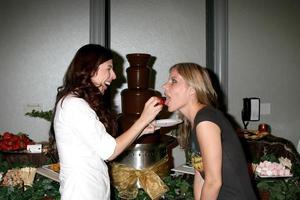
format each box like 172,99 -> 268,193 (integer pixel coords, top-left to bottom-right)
278,157 -> 292,169
254,157 -> 293,177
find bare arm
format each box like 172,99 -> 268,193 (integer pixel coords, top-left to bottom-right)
196,121 -> 222,200
107,97 -> 162,160
194,169 -> 204,200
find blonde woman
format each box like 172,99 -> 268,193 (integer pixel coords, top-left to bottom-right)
162,63 -> 257,200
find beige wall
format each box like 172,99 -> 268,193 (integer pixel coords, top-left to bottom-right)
110,0 -> 206,167
0,0 -> 299,167
110,0 -> 206,114
0,0 -> 89,142
0,0 -> 205,167
228,0 -> 300,146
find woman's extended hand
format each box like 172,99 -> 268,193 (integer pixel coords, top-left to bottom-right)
139,97 -> 163,125
140,121 -> 160,136
108,97 -> 162,160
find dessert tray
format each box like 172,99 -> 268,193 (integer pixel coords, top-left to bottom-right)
256,174 -> 293,178
171,164 -> 195,175
243,130 -> 269,140
154,119 -> 183,127
36,163 -> 60,182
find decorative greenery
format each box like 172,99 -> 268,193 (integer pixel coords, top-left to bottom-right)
290,156 -> 300,177
111,175 -> 193,200
254,153 -> 300,200
0,153 -> 60,200
162,175 -> 193,199
0,173 -> 192,200
3,150 -> 299,200
0,154 -> 9,173
257,178 -> 300,200
259,154 -> 279,163
25,110 -> 53,122
0,176 -> 60,200
22,109 -> 195,199
2,151 -> 193,200
22,110 -> 194,199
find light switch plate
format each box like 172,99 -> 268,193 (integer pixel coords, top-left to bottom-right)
260,103 -> 271,115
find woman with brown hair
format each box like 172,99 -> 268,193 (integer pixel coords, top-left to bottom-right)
162,63 -> 257,200
53,44 -> 162,200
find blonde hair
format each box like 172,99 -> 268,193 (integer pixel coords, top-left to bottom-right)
170,63 -> 218,149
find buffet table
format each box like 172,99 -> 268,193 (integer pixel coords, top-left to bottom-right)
172,131 -> 300,200
1,132 -> 299,200
239,132 -> 300,168
239,131 -> 300,200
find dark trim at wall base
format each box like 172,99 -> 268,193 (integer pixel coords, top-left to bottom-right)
206,0 -> 228,110
90,0 -> 111,107
90,0 -> 110,48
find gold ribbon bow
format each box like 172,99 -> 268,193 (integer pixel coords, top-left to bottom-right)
110,156 -> 169,200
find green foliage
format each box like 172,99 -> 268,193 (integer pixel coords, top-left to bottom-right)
252,151 -> 282,165
255,153 -> 300,200
2,159 -> 193,200
0,154 -> 9,173
3,173 -> 196,200
259,154 -> 279,163
135,189 -> 150,200
0,153 -> 59,200
0,152 -> 43,172
111,175 -> 193,200
0,176 -> 60,200
25,110 -> 53,122
257,178 -> 300,200
292,162 -> 300,177
162,175 -> 193,200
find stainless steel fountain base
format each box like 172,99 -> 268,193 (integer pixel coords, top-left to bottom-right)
114,143 -> 168,188
115,143 -> 168,169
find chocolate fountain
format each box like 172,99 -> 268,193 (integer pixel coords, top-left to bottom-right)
118,53 -> 161,143
116,53 -> 167,170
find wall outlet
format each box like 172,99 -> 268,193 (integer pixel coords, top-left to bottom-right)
24,103 -> 42,114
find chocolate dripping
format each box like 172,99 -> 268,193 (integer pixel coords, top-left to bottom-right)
118,53 -> 161,143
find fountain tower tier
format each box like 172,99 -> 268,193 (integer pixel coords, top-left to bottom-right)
117,53 -> 162,144
121,88 -> 159,114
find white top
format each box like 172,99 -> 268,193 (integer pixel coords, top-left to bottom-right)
54,95 -> 116,200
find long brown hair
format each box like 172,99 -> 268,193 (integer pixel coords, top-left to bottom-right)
58,44 -> 117,132
171,63 -> 218,149
49,44 -> 117,160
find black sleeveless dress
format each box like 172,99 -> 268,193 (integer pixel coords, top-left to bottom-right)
189,106 -> 257,200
